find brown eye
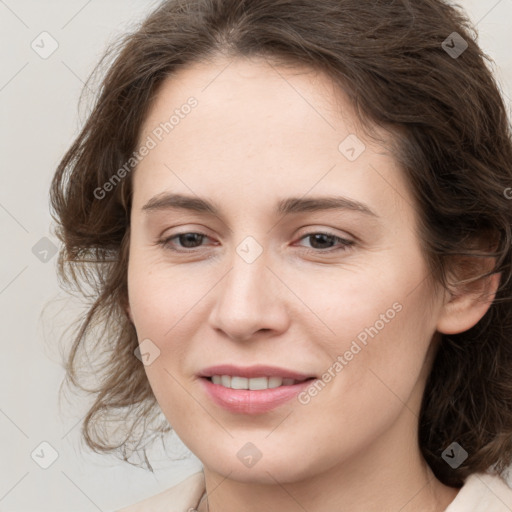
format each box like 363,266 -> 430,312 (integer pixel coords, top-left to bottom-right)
296,232 -> 354,252
159,232 -> 210,251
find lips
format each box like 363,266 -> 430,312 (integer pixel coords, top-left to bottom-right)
198,364 -> 317,414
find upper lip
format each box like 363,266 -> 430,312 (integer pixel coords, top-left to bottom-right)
199,364 -> 315,381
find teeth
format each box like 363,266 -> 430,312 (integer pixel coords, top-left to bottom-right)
249,377 -> 267,390
209,375 -> 304,390
231,376 -> 248,389
268,376 -> 283,388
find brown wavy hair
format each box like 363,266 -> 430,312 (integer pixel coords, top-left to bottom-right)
49,0 -> 512,486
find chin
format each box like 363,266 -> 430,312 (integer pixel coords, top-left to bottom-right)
195,440 -> 325,484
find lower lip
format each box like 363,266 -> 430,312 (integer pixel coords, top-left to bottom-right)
199,377 -> 315,414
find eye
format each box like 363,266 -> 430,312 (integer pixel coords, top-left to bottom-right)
157,230 -> 354,254
295,232 -> 354,252
158,232 -> 212,252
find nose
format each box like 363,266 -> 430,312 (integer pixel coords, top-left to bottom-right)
207,247 -> 290,342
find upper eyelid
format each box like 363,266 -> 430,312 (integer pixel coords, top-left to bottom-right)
159,223 -> 353,238
161,228 -> 350,240
295,226 -> 354,241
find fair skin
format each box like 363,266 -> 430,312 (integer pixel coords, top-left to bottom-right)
125,55 -> 498,512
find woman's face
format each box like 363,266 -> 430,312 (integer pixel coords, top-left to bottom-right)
127,56 -> 446,483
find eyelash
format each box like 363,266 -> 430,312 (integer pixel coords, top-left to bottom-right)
156,231 -> 354,254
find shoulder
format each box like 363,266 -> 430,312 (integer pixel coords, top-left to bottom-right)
115,471 -> 205,512
446,470 -> 512,512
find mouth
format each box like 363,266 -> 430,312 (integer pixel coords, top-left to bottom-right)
198,365 -> 318,414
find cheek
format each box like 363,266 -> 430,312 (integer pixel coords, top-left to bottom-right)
126,251 -> 218,414
303,252 -> 436,404
296,257 -> 429,352
127,250 -> 205,340
288,286 -> 435,470
127,259 -> 199,427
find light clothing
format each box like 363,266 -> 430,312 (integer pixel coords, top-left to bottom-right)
445,471 -> 512,512
117,469 -> 512,511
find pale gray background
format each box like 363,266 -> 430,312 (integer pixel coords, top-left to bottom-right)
0,1 -> 511,511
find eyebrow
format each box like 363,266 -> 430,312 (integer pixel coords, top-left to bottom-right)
141,193 -> 378,218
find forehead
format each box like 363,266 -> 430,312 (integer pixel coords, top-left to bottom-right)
132,56 -> 408,219
140,57 -> 352,143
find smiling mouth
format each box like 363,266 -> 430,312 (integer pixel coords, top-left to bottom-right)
204,375 -> 315,390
